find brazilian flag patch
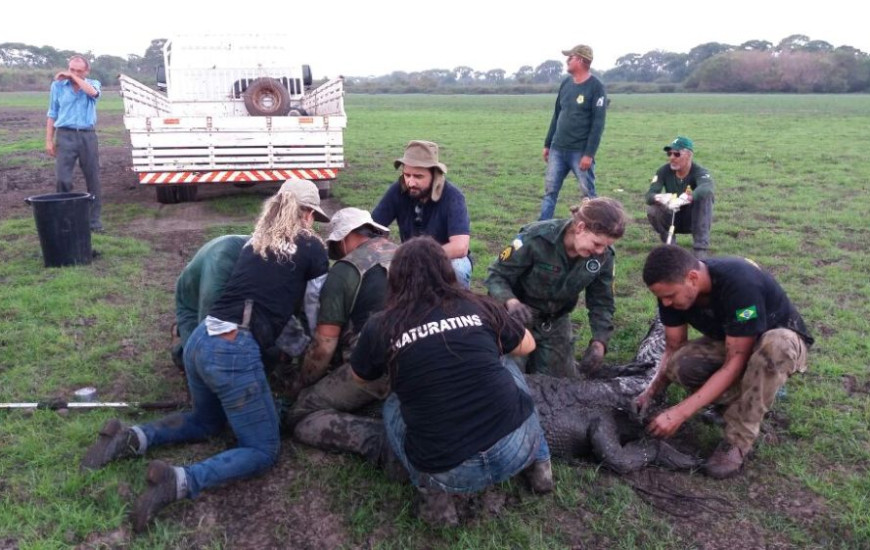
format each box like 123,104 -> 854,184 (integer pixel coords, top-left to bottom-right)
735,306 -> 758,322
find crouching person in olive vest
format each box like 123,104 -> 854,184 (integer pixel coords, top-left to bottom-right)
284,208 -> 400,468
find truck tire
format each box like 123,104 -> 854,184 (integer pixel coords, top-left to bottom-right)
156,185 -> 198,204
288,106 -> 308,116
243,78 -> 292,117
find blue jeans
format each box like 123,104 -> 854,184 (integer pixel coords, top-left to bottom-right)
383,356 -> 550,494
539,147 -> 596,220
451,256 -> 473,289
138,322 -> 280,498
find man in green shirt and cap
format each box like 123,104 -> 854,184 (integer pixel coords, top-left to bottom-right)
645,136 -> 715,259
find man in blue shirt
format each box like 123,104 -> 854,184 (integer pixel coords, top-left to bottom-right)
372,140 -> 472,287
45,55 -> 103,231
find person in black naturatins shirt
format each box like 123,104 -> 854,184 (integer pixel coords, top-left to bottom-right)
635,245 -> 813,479
350,237 -> 552,527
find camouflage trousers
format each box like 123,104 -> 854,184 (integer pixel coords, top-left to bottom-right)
288,363 -> 390,449
517,312 -> 577,378
664,329 -> 808,452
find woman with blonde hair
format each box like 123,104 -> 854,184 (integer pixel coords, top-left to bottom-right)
81,181 -> 329,532
485,197 -> 627,377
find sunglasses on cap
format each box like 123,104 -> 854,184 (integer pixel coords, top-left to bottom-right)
666,151 -> 682,158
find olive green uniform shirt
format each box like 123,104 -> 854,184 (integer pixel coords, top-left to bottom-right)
484,219 -> 616,344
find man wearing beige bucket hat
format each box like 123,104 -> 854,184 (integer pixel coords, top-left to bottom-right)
539,44 -> 607,220
372,140 -> 473,288
284,208 -> 400,468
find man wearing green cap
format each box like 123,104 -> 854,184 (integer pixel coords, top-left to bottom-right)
539,44 -> 607,220
645,136 -> 715,258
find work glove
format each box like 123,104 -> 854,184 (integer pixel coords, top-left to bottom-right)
653,193 -> 672,207
666,195 -> 691,211
576,341 -> 605,373
506,300 -> 534,326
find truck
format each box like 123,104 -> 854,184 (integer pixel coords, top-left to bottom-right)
118,34 -> 346,204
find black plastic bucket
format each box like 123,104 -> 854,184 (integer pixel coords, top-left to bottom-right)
24,192 -> 94,268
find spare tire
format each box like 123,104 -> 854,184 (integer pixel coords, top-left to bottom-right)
243,78 -> 292,116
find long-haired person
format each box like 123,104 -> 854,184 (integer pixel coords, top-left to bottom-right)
350,237 -> 552,526
485,197 -> 627,377
81,181 -> 329,532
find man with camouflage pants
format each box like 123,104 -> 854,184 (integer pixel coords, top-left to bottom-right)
285,208 -> 397,464
635,245 -> 813,478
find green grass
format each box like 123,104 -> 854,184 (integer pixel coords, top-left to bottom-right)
2,92 -> 870,548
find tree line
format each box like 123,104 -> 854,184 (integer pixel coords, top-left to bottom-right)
2,35 -> 869,93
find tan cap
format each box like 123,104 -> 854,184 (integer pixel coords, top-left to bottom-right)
326,207 -> 389,243
561,44 -> 594,61
279,179 -> 329,222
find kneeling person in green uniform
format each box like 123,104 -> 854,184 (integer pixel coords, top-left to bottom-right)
635,245 -> 813,478
485,197 -> 627,377
285,208 -> 398,446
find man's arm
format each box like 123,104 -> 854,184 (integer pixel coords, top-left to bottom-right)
647,334 -> 756,438
583,84 -> 607,159
508,329 -> 536,357
636,324 -> 688,413
55,70 -> 99,98
645,168 -> 667,205
691,166 -> 715,200
442,234 -> 469,259
371,186 -> 397,228
288,323 -> 341,398
45,117 -> 56,157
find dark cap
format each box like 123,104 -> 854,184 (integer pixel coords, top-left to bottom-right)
663,136 -> 694,152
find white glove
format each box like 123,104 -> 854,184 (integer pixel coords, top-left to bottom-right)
654,193 -> 672,206
667,196 -> 691,211
678,192 -> 693,204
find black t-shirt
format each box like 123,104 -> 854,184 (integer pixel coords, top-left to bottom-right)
209,233 -> 328,349
659,257 -> 814,346
351,299 -> 534,473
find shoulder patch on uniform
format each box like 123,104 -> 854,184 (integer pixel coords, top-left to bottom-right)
651,175 -> 659,183
736,305 -> 758,322
596,97 -> 604,107
499,238 -> 523,262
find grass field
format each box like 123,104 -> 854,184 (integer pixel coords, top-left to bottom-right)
1,91 -> 869,548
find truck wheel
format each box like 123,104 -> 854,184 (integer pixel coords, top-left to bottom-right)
288,106 -> 308,116
243,78 -> 292,117
156,185 -> 198,204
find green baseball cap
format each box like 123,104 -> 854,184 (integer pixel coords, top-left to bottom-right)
664,136 -> 694,152
561,44 -> 593,61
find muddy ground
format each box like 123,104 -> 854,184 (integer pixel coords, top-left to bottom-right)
0,107 -> 834,549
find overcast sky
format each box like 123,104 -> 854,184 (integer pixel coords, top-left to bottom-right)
3,0 -> 866,78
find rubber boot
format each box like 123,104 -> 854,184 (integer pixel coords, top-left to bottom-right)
293,410 -> 409,483
80,418 -> 140,471
131,460 -> 182,533
522,459 -> 554,494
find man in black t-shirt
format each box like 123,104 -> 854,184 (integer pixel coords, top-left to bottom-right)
635,245 -> 813,479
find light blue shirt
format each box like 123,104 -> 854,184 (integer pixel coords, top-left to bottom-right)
47,78 -> 101,129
